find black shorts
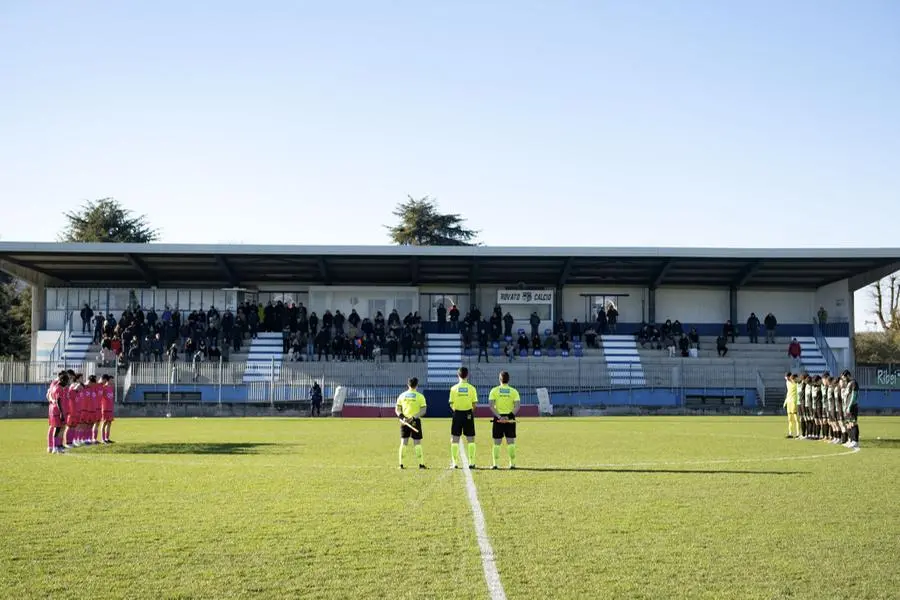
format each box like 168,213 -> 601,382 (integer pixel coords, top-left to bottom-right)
400,418 -> 422,440
451,410 -> 475,437
847,404 -> 858,422
491,414 -> 517,439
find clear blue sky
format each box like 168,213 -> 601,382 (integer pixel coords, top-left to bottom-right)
1,1 -> 897,328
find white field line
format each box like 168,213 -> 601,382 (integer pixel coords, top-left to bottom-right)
61,445 -> 860,469
458,441 -> 507,600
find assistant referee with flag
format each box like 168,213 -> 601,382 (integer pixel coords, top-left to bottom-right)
395,377 -> 427,469
489,370 -> 520,469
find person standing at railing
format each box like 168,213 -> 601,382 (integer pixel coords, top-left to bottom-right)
817,306 -> 828,325
764,313 -> 778,344
783,373 -> 800,438
788,338 -> 802,371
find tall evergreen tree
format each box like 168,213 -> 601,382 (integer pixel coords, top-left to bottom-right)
386,196 -> 478,246
60,198 -> 159,243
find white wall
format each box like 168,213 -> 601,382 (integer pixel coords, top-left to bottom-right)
307,286 -> 419,320
737,290 -> 814,323
814,279 -> 850,322
561,286 -> 646,323
656,287 -> 729,324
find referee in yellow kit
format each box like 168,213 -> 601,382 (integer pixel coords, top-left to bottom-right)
395,377 -> 427,469
489,370 -> 520,469
449,366 -> 477,469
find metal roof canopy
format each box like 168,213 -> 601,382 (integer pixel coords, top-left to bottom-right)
1,242 -> 898,291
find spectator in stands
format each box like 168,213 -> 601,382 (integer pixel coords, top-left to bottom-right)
517,332 -> 529,353
531,332 -> 541,351
436,302 -> 447,332
606,304 -> 618,332
543,332 -> 558,350
449,303 -> 460,331
665,334 -> 677,357
478,318 -> 489,339
672,319 -> 684,337
788,338 -> 802,370
559,333 -> 570,353
151,332 -> 163,362
747,312 -> 761,343
716,335 -> 728,357
530,312 -> 542,338
386,331 -> 399,362
332,331 -> 346,361
571,318 -> 582,341
489,310 -> 502,341
401,326 -> 413,362
502,312 -> 514,338
817,306 -> 828,325
322,309 -> 334,333
477,328 -> 490,363
414,327 -> 425,362
688,327 -> 700,349
723,320 -> 736,343
678,334 -> 690,357
661,319 -> 672,340
584,326 -> 597,348
334,310 -> 346,335
248,307 -> 260,339
387,309 -> 400,331
470,305 -> 482,330
553,318 -> 566,336
93,312 -> 104,343
167,342 -> 178,363
80,304 -> 93,333
315,328 -> 330,361
309,311 -> 319,336
764,312 -> 778,344
637,322 -> 651,348
596,308 -> 608,334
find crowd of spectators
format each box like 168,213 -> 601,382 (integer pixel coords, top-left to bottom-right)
84,300 -> 431,367
458,304 -> 620,361
637,312 -> 781,359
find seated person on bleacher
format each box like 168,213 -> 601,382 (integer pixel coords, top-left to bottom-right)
517,332 -> 529,353
530,333 -> 541,350
543,334 -> 558,350
672,320 -> 684,337
716,335 -> 728,357
664,335 -> 676,357
584,327 -> 597,348
559,334 -> 570,353
679,334 -> 690,357
661,319 -> 673,339
553,318 -> 566,336
688,327 -> 700,349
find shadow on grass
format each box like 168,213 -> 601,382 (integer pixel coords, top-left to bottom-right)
106,442 -> 291,455
865,438 -> 900,449
510,467 -> 806,475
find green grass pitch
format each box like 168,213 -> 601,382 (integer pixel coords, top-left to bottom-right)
1,416 -> 898,600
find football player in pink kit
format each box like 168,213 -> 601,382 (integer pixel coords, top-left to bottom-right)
47,372 -> 68,453
83,375 -> 99,444
64,373 -> 84,448
99,374 -> 115,443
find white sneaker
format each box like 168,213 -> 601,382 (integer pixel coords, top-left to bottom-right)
47,447 -> 53,454
850,441 -> 859,449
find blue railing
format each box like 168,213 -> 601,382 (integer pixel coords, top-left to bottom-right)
812,318 -> 840,375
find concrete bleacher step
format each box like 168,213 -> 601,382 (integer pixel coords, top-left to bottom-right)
601,335 -> 645,386
242,332 -> 285,383
427,333 -> 462,384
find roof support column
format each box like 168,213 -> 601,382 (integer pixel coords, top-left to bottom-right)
648,287 -> 657,324
729,286 -> 738,325
30,282 -> 46,362
554,285 -> 563,323
846,279 -> 856,371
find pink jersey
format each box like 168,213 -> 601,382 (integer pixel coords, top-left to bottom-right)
48,381 -> 61,405
69,385 -> 82,414
102,384 -> 115,411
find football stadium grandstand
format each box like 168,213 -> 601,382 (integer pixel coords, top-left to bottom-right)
2,241 -> 900,415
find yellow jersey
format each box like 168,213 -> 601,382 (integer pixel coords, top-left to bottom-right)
489,384 -> 520,414
784,380 -> 797,410
449,381 -> 478,411
396,390 -> 426,419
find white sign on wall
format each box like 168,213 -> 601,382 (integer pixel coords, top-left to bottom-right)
497,290 -> 554,305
